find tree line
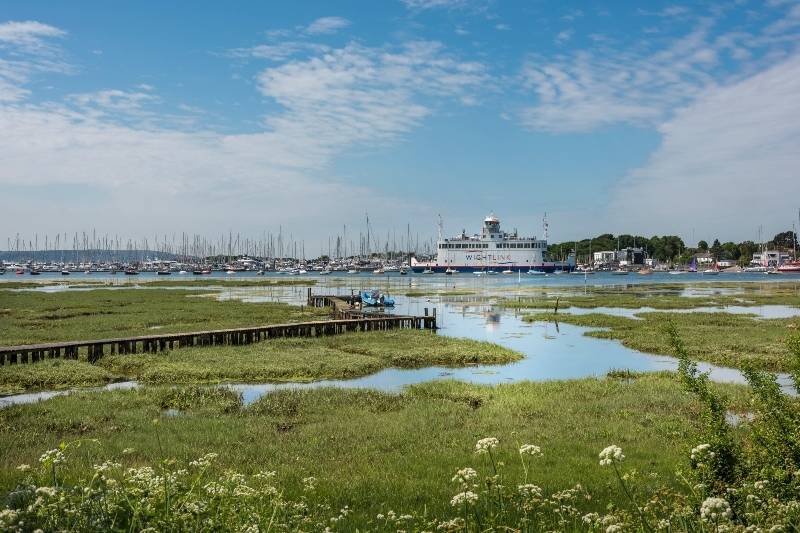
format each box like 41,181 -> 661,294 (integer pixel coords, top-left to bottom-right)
547,230 -> 798,265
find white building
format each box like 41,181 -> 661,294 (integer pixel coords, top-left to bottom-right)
752,250 -> 791,267
593,251 -> 616,265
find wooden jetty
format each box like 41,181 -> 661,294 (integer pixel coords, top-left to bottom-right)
0,290 -> 436,366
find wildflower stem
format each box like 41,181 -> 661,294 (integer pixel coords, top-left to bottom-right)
612,463 -> 653,533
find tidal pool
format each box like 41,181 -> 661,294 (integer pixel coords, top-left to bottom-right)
2,294 -> 794,408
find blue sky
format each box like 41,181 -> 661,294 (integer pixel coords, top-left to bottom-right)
1,0 -> 799,252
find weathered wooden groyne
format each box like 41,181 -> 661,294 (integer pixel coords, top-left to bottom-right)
0,290 -> 436,366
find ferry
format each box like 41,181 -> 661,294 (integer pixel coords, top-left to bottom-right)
412,214 -> 575,274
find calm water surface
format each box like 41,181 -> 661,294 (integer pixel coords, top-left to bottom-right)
1,274 -> 797,407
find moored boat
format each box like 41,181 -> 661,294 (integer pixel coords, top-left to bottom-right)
412,214 -> 575,274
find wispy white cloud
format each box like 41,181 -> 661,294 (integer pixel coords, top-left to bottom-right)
400,0 -> 468,10
305,16 -> 350,35
0,20 -> 69,102
256,40 -> 487,156
609,55 -> 800,240
517,13 -> 799,133
554,29 -> 573,44
0,24 -> 485,236
0,20 -> 65,52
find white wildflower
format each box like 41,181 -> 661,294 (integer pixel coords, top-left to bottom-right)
518,483 -> 543,499
598,445 -> 625,466
35,486 -> 57,498
475,437 -> 499,454
450,491 -> 479,506
754,480 -> 768,491
189,453 -> 218,468
606,525 -> 623,533
582,512 -> 599,524
39,448 -> 65,465
519,444 -> 542,457
700,497 -> 733,522
451,467 -> 477,484
302,476 -> 317,491
122,448 -> 135,455
16,464 -> 31,472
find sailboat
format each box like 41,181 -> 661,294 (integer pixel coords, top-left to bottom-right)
688,257 -> 697,273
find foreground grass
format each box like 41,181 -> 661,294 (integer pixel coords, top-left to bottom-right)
0,288 -> 327,345
524,311 -> 798,371
0,331 -> 521,393
0,374 -> 750,525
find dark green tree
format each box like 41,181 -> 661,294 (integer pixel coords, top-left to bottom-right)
697,240 -> 709,252
710,239 -> 722,261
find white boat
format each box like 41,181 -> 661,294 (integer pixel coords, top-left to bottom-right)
422,268 -> 434,274
445,267 -> 456,275
527,269 -> 546,275
501,269 -> 514,274
225,270 -> 236,274
411,213 -> 575,274
611,269 -> 629,275
373,268 -> 385,274
486,270 -> 498,275
347,269 -> 359,274
319,269 -> 332,275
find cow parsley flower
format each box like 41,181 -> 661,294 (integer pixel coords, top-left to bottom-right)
451,467 -> 477,485
39,449 -> 65,465
475,437 -> 499,454
518,484 -> 543,499
598,445 -> 625,466
700,497 -> 733,522
519,444 -> 543,457
450,491 -> 478,507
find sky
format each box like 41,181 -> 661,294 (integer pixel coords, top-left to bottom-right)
1,0 -> 799,253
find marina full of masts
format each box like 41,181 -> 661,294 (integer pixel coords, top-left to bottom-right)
0,220 -> 437,274
0,254 -> 416,275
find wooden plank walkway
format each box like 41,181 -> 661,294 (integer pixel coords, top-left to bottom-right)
0,289 -> 436,366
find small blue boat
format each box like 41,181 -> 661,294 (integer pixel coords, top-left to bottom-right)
361,290 -> 395,307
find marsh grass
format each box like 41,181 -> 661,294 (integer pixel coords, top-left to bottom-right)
98,330 -> 521,385
0,288 -> 327,345
524,311 -> 799,371
0,374 -> 751,526
504,282 -> 800,310
0,331 -> 521,393
0,360 -> 120,395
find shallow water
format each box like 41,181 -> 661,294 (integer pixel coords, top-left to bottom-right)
1,293 -> 794,408
558,305 -> 800,320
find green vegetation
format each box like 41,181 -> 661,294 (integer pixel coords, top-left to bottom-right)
0,331 -> 520,393
0,373 -> 752,529
100,330 -> 520,385
0,359 -> 119,395
505,282 -> 800,310
0,288 -> 327,345
523,310 -> 798,371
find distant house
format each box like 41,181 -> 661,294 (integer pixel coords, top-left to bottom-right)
752,250 -> 791,267
593,251 -> 616,265
693,252 -> 714,265
717,259 -> 737,268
